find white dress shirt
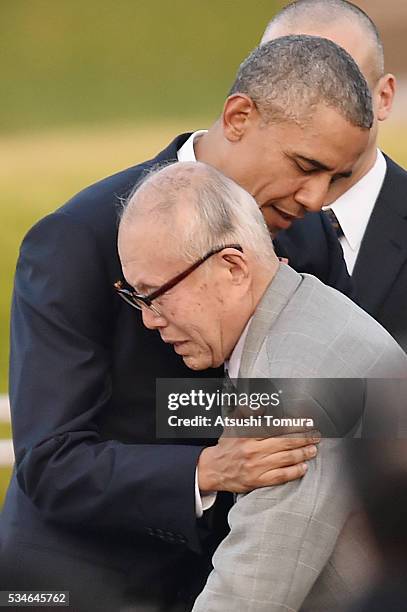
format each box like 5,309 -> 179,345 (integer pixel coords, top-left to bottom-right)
323,149 -> 387,274
224,317 -> 253,380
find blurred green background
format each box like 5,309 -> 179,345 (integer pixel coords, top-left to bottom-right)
1,0 -> 407,504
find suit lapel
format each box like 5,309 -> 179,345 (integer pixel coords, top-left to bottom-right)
352,156 -> 407,316
153,132 -> 191,164
239,265 -> 302,377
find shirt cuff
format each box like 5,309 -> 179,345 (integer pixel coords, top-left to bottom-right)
195,468 -> 217,518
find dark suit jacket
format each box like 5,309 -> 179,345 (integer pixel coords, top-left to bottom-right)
352,155 -> 407,351
0,133 -> 350,611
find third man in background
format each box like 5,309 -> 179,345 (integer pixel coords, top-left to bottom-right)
262,0 -> 407,351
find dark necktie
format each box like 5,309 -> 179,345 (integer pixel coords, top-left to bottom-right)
222,370 -> 237,417
324,208 -> 344,239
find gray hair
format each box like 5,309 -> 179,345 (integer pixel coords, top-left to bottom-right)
262,0 -> 384,83
229,35 -> 373,128
120,161 -> 275,268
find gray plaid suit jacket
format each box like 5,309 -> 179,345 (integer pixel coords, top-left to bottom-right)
193,264 -> 407,612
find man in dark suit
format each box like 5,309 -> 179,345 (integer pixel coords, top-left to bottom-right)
0,37 -> 372,611
263,0 -> 407,351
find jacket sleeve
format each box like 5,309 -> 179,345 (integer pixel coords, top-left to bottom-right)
192,439 -> 352,612
9,211 -> 204,551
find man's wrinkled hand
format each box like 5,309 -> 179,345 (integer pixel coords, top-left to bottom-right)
197,432 -> 320,494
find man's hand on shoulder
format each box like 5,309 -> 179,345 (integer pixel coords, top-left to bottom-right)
197,433 -> 320,494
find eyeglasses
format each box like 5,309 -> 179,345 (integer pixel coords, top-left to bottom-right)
114,244 -> 243,317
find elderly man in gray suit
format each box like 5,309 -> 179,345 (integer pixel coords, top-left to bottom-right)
118,161 -> 407,612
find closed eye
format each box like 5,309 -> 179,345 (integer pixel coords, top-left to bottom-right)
330,171 -> 353,184
295,161 -> 318,174
294,159 -> 352,182
135,284 -> 159,296
295,162 -> 320,174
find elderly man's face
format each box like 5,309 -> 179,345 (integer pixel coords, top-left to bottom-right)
118,223 -> 249,370
220,103 -> 369,233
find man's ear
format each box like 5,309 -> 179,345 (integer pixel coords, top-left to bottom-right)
376,74 -> 396,122
220,249 -> 250,286
221,94 -> 257,142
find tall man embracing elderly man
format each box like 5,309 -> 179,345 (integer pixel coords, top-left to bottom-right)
2,35 -> 375,611
118,161 -> 407,612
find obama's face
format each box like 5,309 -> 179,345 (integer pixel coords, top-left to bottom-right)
219,100 -> 369,234
261,20 -> 395,203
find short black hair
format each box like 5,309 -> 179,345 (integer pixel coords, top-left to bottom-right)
229,35 -> 373,129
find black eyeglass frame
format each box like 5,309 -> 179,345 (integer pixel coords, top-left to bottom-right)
114,243 -> 243,315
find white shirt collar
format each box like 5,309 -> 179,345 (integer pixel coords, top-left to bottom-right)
224,317 -> 253,380
323,149 -> 386,252
177,130 -> 207,162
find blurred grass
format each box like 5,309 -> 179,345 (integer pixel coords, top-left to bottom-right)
378,124 -> 407,164
0,423 -> 12,438
0,0 -> 283,134
0,467 -> 12,507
